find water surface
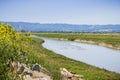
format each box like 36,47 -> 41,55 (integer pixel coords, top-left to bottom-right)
34,36 -> 120,73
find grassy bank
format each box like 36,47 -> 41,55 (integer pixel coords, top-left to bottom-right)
35,33 -> 120,50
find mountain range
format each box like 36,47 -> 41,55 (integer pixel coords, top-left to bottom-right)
1,21 -> 120,33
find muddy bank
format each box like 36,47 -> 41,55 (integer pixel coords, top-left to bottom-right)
74,39 -> 120,50
52,38 -> 120,50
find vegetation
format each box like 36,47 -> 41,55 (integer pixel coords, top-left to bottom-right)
0,24 -> 120,80
35,33 -> 120,50
0,23 -> 32,79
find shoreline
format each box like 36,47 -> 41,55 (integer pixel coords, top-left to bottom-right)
50,37 -> 120,50
74,39 -> 120,50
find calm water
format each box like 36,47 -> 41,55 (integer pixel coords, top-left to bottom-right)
33,36 -> 120,73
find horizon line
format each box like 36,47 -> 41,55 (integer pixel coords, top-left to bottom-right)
1,20 -> 120,25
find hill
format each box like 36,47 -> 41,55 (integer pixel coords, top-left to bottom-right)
1,21 -> 120,33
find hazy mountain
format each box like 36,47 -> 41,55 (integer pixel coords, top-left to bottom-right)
1,21 -> 120,33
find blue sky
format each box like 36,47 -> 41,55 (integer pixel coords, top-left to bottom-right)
0,0 -> 120,24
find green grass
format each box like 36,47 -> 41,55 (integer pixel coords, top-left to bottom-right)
34,33 -> 120,50
29,38 -> 120,80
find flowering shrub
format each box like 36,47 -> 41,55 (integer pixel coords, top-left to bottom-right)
0,23 -> 31,79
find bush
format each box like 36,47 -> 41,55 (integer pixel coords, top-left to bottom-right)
0,23 -> 31,79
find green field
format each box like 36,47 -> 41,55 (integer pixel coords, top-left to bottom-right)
35,33 -> 120,50
1,24 -> 120,80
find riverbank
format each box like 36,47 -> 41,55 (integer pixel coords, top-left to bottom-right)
54,38 -> 120,50
37,35 -> 120,73
34,33 -> 120,50
30,38 -> 120,80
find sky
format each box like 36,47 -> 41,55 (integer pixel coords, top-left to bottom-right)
0,0 -> 120,24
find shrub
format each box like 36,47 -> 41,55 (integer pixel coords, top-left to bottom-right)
0,23 -> 31,79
